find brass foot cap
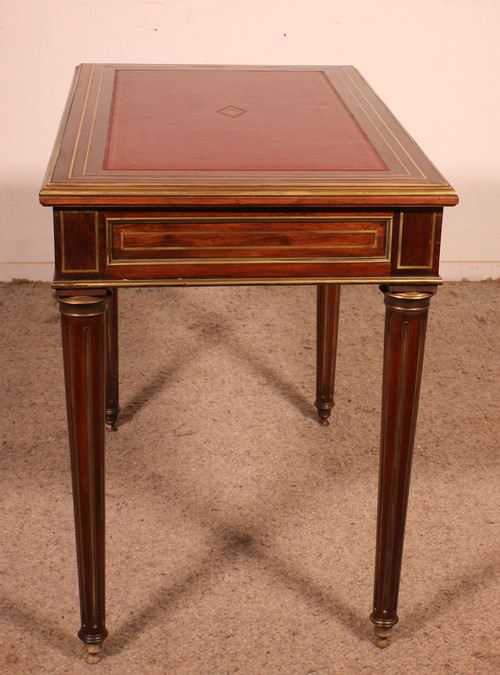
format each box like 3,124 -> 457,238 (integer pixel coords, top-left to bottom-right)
85,643 -> 103,664
374,626 -> 392,649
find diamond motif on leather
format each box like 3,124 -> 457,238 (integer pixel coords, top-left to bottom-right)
217,105 -> 247,118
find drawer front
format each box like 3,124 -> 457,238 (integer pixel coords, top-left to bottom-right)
106,215 -> 392,266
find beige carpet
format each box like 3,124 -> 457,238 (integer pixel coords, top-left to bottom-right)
1,280 -> 499,674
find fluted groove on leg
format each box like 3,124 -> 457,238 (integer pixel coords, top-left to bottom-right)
315,284 -> 341,425
370,286 -> 436,647
106,288 -> 120,430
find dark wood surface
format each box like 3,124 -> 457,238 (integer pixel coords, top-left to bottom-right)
40,64 -> 457,661
50,206 -> 442,287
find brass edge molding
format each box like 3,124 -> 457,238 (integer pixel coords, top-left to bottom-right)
52,276 -> 443,289
397,212 -> 437,270
41,178 -> 456,189
41,183 -> 457,199
61,211 -> 100,273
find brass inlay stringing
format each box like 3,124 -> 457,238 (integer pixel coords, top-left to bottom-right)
83,67 -> 105,176
120,229 -> 379,252
106,215 -> 392,266
61,212 -> 100,273
108,256 -> 390,267
339,68 -> 427,180
397,212 -> 437,270
68,65 -> 95,179
84,326 -> 99,628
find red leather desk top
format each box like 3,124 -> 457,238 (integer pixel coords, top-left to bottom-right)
104,69 -> 387,172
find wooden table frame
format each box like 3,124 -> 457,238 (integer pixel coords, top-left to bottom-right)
40,64 -> 458,662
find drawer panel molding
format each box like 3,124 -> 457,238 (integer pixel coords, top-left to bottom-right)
106,215 -> 393,266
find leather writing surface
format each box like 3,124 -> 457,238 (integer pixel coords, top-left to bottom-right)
104,69 -> 388,172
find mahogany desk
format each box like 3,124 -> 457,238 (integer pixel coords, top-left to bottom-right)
40,64 -> 458,661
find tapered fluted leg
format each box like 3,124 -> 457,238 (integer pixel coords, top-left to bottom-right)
106,289 -> 120,431
315,284 -> 341,425
370,287 -> 436,647
56,292 -> 109,662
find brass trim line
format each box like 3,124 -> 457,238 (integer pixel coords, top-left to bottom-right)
42,183 -> 458,200
52,276 -> 443,289
69,66 -> 95,178
339,68 -> 426,179
84,326 -> 99,629
119,229 -> 380,251
83,68 -> 105,176
397,212 -> 437,270
106,256 -> 390,266
107,215 -> 391,264
374,301 -> 392,614
41,66 -> 83,190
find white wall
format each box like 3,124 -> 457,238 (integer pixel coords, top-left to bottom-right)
1,0 -> 499,281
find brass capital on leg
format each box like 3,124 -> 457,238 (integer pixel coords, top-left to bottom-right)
55,293 -> 110,318
370,285 -> 436,647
